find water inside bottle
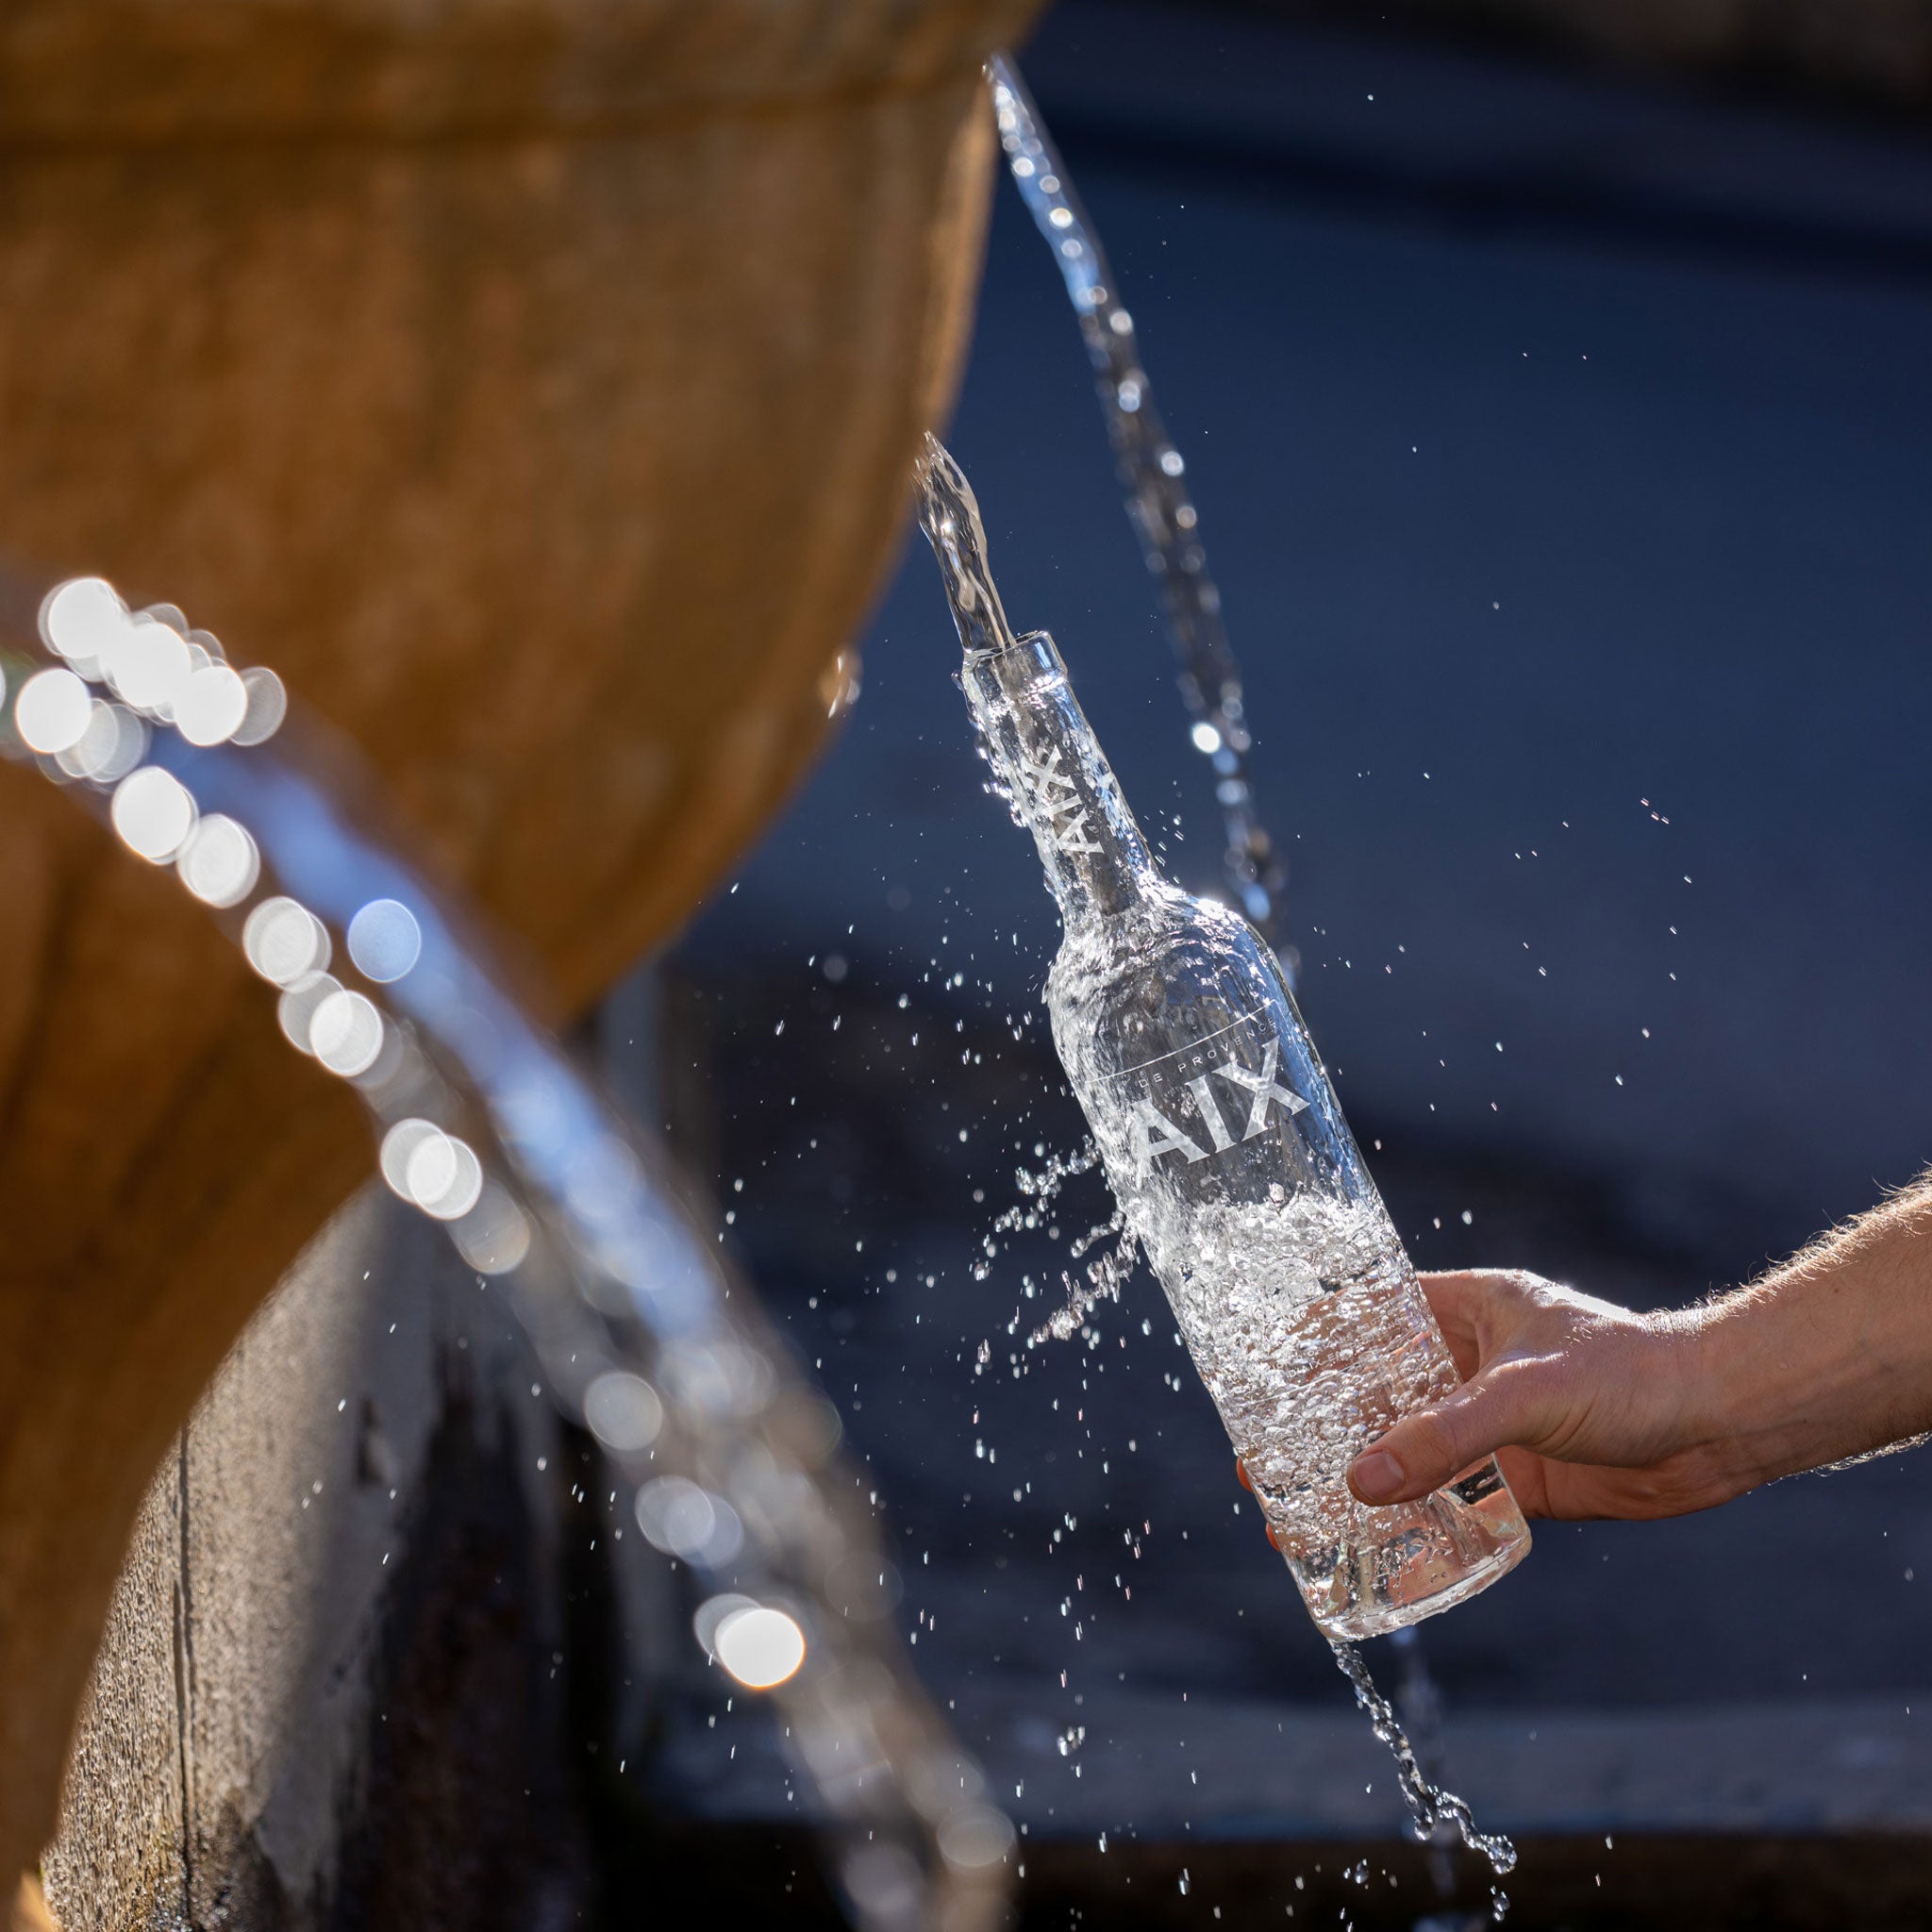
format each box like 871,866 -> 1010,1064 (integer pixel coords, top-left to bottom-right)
1141,1185 -> 1529,1639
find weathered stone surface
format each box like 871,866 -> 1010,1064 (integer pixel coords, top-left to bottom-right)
0,0 -> 1040,1892
35,1498 -> 183,1931
41,1186 -> 602,1932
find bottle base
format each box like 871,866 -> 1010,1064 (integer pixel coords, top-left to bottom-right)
1308,1527 -> 1532,1642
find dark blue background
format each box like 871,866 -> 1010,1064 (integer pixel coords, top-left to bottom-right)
659,0 -> 1932,1835
691,0 -> 1932,1274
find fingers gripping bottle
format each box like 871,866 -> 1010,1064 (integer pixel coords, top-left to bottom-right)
915,436 -> 1529,1638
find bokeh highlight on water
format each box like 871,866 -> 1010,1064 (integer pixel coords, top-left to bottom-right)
0,576 -> 1013,1932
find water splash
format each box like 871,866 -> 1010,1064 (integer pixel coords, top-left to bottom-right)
978,65 -> 1520,1904
923,439 -> 1528,1643
974,1137 -> 1142,1343
1032,1215 -> 1140,1347
1330,1639 -> 1517,1881
988,55 -> 1290,954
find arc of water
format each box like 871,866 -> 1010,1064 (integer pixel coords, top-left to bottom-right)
986,54 -> 1291,954
0,582 -> 1013,1932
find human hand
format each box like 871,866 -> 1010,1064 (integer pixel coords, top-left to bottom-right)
1341,1269 -> 1743,1522
1242,1202 -> 1932,1534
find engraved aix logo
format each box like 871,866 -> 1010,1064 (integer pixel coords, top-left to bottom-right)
1126,1037 -> 1309,1174
1018,743 -> 1103,857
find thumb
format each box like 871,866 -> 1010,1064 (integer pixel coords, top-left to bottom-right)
1347,1364 -> 1547,1506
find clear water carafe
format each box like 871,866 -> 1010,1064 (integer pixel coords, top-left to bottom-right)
916,436 -> 1529,1639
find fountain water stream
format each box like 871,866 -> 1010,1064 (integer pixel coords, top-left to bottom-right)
1,578 -> 1012,1932
988,55 -> 1289,952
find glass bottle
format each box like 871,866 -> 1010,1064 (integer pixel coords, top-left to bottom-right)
916,436 -> 1530,1639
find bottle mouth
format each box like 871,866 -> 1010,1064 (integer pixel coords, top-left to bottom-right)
966,626 -> 1054,664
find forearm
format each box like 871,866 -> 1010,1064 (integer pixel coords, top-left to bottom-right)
1689,1174 -> 1932,1496
1346,1180 -> 1932,1523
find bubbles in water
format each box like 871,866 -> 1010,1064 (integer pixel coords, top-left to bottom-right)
243,896 -> 330,987
230,665 -> 288,745
378,1117 -> 484,1220
309,988 -> 385,1077
347,897 -> 423,982
110,766 -> 195,861
451,1183 -> 532,1275
583,1370 -> 664,1451
640,1478 -> 743,1564
41,575 -> 127,670
277,972 -> 342,1054
104,616 -> 192,714
176,813 -> 260,908
174,664 -> 249,745
13,668 -> 92,754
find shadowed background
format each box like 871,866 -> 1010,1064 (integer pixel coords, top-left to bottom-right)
664,1 -> 1932,1921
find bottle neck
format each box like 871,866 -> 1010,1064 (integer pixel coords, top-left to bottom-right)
963,630 -> 1156,925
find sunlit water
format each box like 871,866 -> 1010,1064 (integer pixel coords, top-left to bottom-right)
1139,1188 -> 1529,1637
981,1143 -> 1522,1885
989,55 -> 1289,943
974,1136 -> 1144,1345
1332,1639 -> 1517,1885
1,575 -> 1013,1932
985,55 -> 1519,1912
918,430 -> 1526,1903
